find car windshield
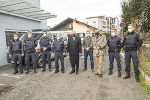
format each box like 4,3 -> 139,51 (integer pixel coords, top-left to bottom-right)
19,33 -> 43,42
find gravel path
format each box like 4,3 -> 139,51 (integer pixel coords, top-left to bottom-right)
0,54 -> 148,100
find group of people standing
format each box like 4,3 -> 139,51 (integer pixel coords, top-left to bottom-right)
81,24 -> 142,82
9,31 -> 66,74
9,24 -> 142,82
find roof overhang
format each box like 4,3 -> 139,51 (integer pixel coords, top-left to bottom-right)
0,0 -> 57,22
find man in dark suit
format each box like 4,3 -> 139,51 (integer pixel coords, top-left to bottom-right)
67,31 -> 82,74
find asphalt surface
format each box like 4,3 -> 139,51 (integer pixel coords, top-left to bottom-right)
0,54 -> 148,100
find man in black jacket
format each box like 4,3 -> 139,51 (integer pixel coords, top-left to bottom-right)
40,31 -> 52,72
107,29 -> 122,77
122,24 -> 143,82
9,33 -> 24,74
23,31 -> 38,74
67,31 -> 82,74
52,33 -> 66,73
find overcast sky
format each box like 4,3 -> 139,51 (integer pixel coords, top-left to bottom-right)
40,0 -> 122,26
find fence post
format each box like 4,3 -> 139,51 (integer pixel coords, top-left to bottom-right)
142,47 -> 146,79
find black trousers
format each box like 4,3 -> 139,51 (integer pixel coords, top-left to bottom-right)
69,53 -> 79,72
54,52 -> 64,72
42,51 -> 51,69
125,51 -> 140,75
109,52 -> 122,72
12,53 -> 23,73
25,52 -> 37,70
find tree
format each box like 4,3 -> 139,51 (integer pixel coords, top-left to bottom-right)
121,0 -> 150,33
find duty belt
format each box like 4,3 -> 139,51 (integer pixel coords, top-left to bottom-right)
124,47 -> 138,52
108,49 -> 120,53
55,50 -> 63,53
13,51 -> 21,54
26,50 -> 35,53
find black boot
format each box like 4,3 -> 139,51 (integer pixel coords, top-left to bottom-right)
13,71 -> 18,75
76,71 -> 79,74
62,71 -> 65,74
123,74 -> 130,79
82,68 -> 87,72
49,68 -> 52,72
26,69 -> 29,74
135,75 -> 140,82
69,70 -> 75,74
108,70 -> 113,75
95,73 -> 99,75
42,68 -> 46,72
118,72 -> 121,77
99,74 -> 103,78
20,71 -> 23,74
34,69 -> 37,73
91,68 -> 95,72
54,70 -> 59,74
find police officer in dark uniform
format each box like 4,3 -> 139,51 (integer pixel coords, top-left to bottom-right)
23,31 -> 38,74
122,24 -> 143,82
107,29 -> 122,77
9,33 -> 24,74
52,33 -> 66,73
40,31 -> 52,72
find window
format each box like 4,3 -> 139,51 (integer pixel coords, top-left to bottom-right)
112,18 -> 116,24
19,33 -> 42,42
93,21 -> 96,24
92,33 -> 94,37
77,33 -> 85,38
103,26 -> 106,28
103,21 -> 106,25
112,25 -> 115,28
